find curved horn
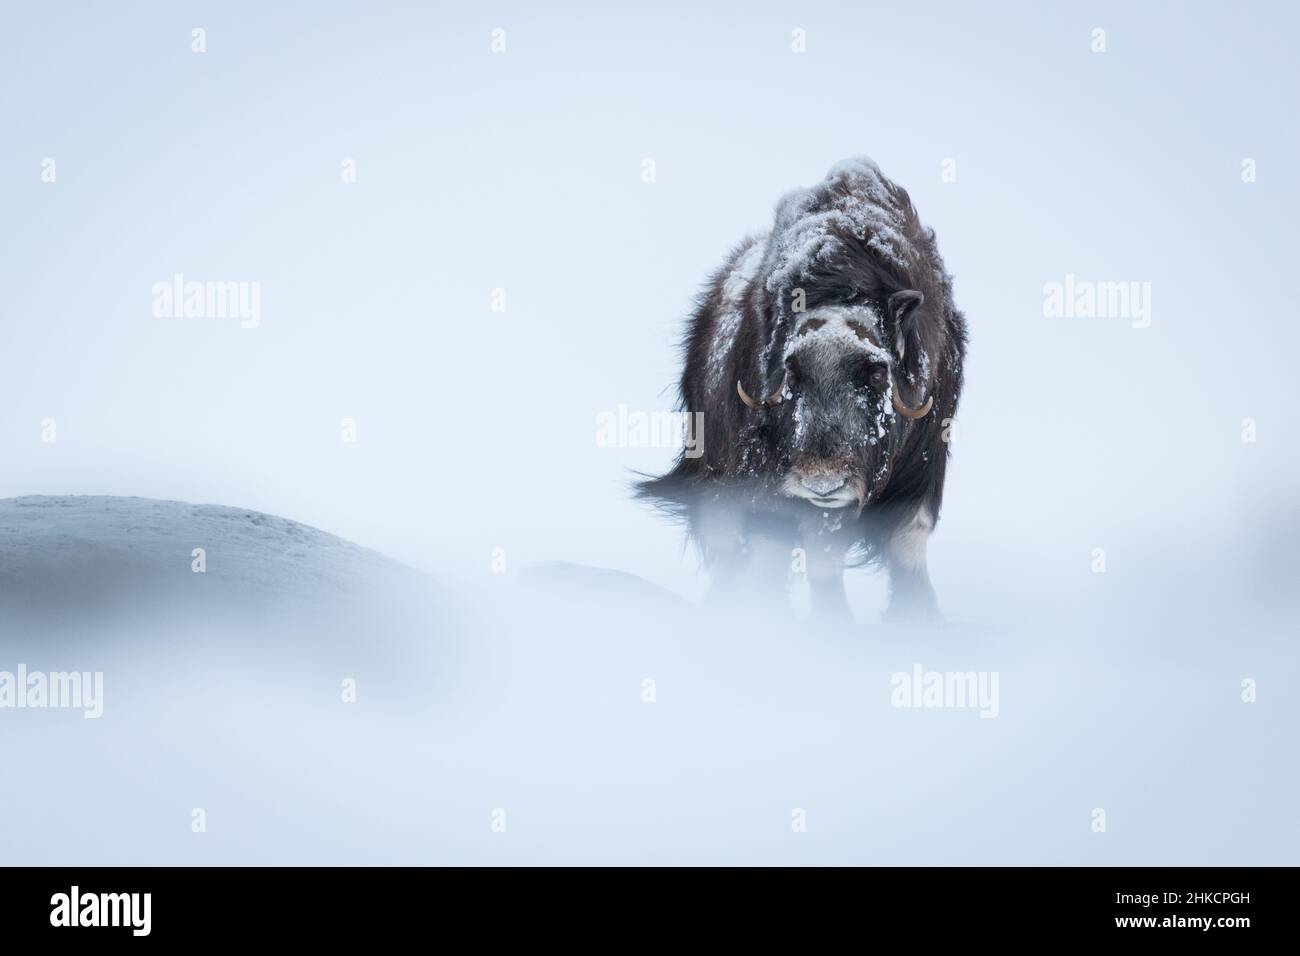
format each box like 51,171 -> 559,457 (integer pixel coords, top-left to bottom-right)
738,375 -> 788,410
891,386 -> 934,420
736,379 -> 763,410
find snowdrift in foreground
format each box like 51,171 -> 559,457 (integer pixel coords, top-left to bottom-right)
0,496 -> 1295,865
0,495 -> 428,613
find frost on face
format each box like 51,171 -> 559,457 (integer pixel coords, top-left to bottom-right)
874,390 -> 892,437
792,393 -> 810,444
786,306 -> 897,444
853,386 -> 892,442
847,372 -> 893,448
782,306 -> 893,367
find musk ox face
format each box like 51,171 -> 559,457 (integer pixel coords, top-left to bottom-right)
736,293 -> 935,511
768,305 -> 894,510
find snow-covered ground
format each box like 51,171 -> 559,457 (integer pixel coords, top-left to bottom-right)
0,494 -> 427,606
1,494 -> 1294,865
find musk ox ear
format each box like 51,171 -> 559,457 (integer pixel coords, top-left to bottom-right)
886,289 -> 925,359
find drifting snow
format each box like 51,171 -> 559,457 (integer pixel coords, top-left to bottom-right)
1,496 -> 1296,866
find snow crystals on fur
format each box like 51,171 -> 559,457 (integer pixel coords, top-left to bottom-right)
706,238 -> 768,393
765,157 -> 911,295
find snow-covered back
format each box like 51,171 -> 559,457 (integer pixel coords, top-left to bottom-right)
765,156 -> 911,295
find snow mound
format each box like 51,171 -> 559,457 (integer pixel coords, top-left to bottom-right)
0,495 -> 431,622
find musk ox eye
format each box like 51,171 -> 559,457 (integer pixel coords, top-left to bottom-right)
850,359 -> 888,391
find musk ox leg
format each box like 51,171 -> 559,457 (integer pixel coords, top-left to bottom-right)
884,505 -> 941,622
746,531 -> 798,609
798,517 -> 852,622
695,501 -> 793,609
808,559 -> 851,622
694,499 -> 761,604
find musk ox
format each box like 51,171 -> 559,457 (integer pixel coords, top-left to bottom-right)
639,157 -> 968,621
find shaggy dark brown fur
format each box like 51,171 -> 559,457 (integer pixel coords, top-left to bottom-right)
639,158 -> 968,620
